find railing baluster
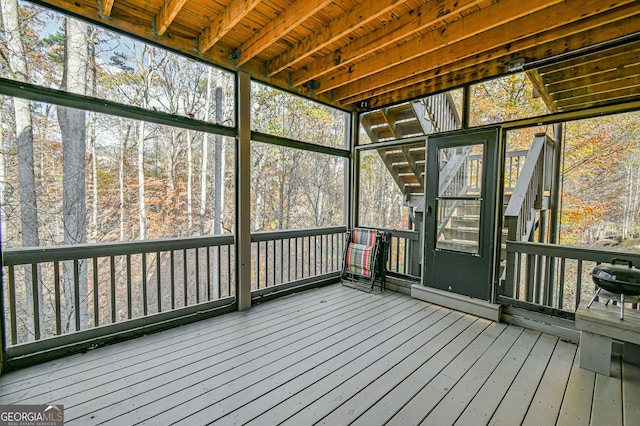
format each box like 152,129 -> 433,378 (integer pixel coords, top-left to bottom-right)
111,255 -> 116,323
170,250 -> 175,309
226,244 -> 231,297
576,259 -> 583,311
183,249 -> 188,307
295,238 -> 298,280
265,241 -> 269,287
558,257 -> 566,310
141,254 -> 148,316
195,248 -> 200,303
74,259 -> 80,331
207,247 -> 211,301
307,236 -> 311,278
280,239 -> 284,284
256,241 -> 261,289
54,261 -> 61,335
156,251 -> 162,312
273,240 -> 277,286
93,257 -> 99,327
8,265 -> 17,344
31,263 -> 40,340
126,254 -> 132,319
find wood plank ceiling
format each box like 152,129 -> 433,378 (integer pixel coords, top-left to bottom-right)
33,0 -> 640,112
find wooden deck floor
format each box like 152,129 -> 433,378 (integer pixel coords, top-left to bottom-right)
1,284 -> 638,425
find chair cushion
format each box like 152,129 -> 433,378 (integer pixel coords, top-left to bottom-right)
345,243 -> 374,277
351,228 -> 377,246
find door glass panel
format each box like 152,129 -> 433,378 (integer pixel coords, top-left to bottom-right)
436,199 -> 481,254
435,142 -> 484,254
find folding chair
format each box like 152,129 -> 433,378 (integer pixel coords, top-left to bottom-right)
340,228 -> 390,292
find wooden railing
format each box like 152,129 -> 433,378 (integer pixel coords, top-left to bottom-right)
250,226 -> 346,292
502,241 -> 640,314
504,134 -> 554,243
1,227 -> 348,352
385,229 -> 420,277
2,235 -> 236,347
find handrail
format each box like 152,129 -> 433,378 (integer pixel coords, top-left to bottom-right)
503,241 -> 640,313
2,234 -> 235,265
504,133 -> 554,243
2,227 -> 347,350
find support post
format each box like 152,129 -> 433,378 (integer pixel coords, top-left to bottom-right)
348,111 -> 359,230
546,122 -> 564,304
462,85 -> 471,129
236,72 -> 251,311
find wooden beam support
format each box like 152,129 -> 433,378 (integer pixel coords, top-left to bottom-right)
339,1 -> 640,106
100,0 -> 114,17
526,70 -> 557,112
537,41 -> 640,76
234,0 -> 331,66
548,63 -> 640,96
557,87 -> 640,110
362,12 -> 640,109
543,48 -> 640,85
290,0 -> 485,87
265,0 -> 405,77
317,0 -> 567,95
154,0 -> 188,37
198,0 -> 261,54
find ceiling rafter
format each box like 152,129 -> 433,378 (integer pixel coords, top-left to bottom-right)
554,74 -> 640,101
543,48 -> 640,85
548,62 -> 640,95
537,42 -> 640,76
317,0 -> 568,96
198,0 -> 262,54
333,0 -> 639,104
526,70 -> 557,112
100,0 -> 114,17
234,0 -> 332,67
265,0 -> 405,77
365,13 -> 640,109
154,0 -> 188,36
290,0 -> 486,88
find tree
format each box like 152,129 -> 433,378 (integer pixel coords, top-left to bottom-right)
57,17 -> 88,331
1,0 -> 41,339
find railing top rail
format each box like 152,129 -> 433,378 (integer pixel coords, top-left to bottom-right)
2,234 -> 235,266
504,134 -> 548,218
250,226 -> 347,242
506,241 -> 640,267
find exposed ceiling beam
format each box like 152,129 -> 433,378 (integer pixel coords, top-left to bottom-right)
554,74 -> 640,103
526,70 -> 557,112
154,0 -> 188,36
558,87 -> 640,110
335,0 -> 639,105
548,63 -> 640,95
234,0 -> 332,67
315,0 -> 567,95
100,0 -> 114,17
362,13 -> 640,109
543,48 -> 640,85
537,41 -> 640,76
198,0 -> 262,54
265,0 -> 405,77
290,0 -> 486,87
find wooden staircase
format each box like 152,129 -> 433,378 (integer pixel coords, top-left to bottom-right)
361,94 -> 460,207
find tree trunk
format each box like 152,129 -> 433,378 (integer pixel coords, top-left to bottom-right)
187,129 -> 193,234
199,68 -> 212,235
1,0 -> 41,341
58,17 -> 88,332
213,86 -> 223,235
138,119 -> 146,240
